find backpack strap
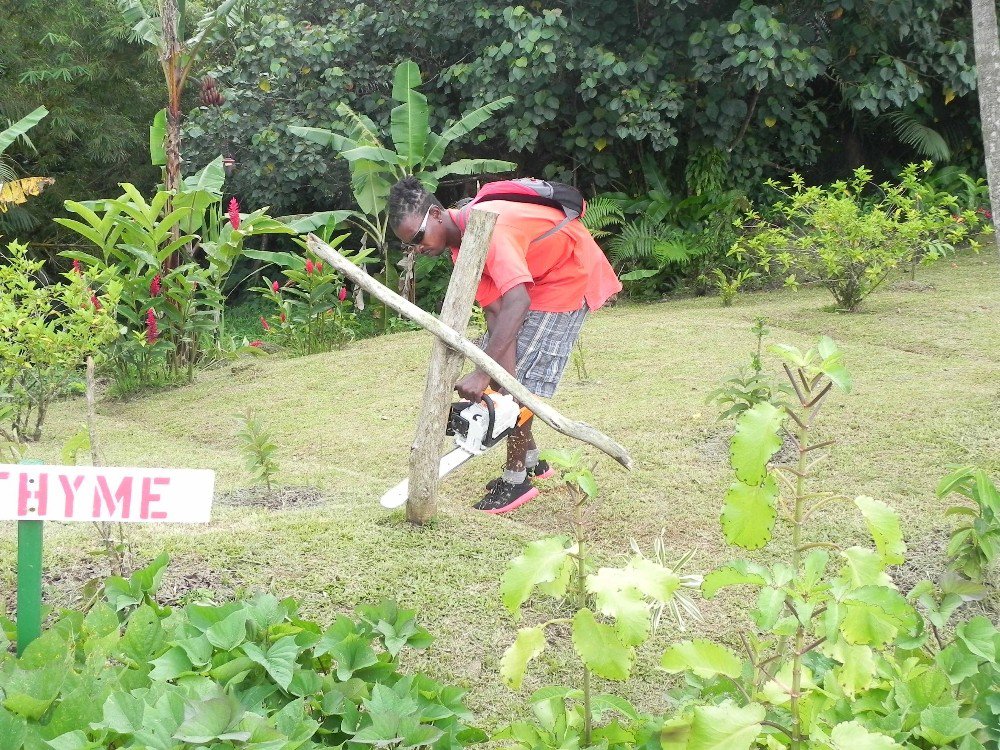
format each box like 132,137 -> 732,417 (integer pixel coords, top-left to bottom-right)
529,210 -> 580,244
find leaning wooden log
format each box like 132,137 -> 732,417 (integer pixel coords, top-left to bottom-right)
406,209 -> 496,523
307,234 -> 635,471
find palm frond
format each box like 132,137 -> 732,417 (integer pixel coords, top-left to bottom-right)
883,111 -> 951,163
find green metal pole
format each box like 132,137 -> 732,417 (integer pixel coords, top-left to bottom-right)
16,459 -> 45,657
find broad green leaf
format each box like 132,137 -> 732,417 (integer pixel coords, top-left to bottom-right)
935,642 -> 980,685
830,641 -> 876,696
501,536 -> 573,619
390,75 -> 428,165
205,609 -> 248,651
428,158 -> 518,179
391,60 -> 422,102
149,108 -> 167,166
277,210 -> 352,233
838,547 -> 893,588
327,632 -> 379,680
917,705 -> 983,745
730,402 -> 784,484
829,721 -> 903,749
149,646 -> 194,681
349,159 -> 392,217
855,497 -> 906,565
500,627 -> 545,690
956,616 -> 997,661
686,700 -> 764,750
722,477 -> 778,550
2,664 -> 65,720
0,106 -> 48,155
660,640 -> 743,679
840,586 -> 916,648
571,609 -> 633,681
702,561 -> 767,598
591,584 -> 649,646
288,126 -> 344,148
753,586 -> 785,630
242,636 -> 299,690
101,691 -> 145,734
173,695 -> 250,744
0,706 -> 26,750
423,97 -> 515,166
45,731 -> 101,750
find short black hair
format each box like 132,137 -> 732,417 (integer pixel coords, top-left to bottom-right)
388,176 -> 441,230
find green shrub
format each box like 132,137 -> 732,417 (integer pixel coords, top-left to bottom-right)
0,555 -> 484,750
731,164 -> 979,311
938,465 -> 1000,582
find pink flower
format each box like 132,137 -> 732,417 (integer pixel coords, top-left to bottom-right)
305,259 -> 314,274
260,316 -> 270,331
91,294 -> 102,310
316,261 -> 323,273
279,312 -> 286,323
72,259 -> 81,275
150,274 -> 161,297
249,340 -> 263,348
228,197 -> 240,230
338,287 -> 347,302
271,280 -> 280,292
146,308 -> 158,343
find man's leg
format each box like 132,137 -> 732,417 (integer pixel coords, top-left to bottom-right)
505,417 -> 536,472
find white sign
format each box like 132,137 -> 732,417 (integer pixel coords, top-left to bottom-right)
0,464 -> 215,523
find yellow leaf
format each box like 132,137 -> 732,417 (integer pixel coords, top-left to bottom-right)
830,7 -> 844,20
0,177 -> 54,212
944,88 -> 955,105
764,116 -> 777,128
595,137 -> 608,152
258,78 -> 271,92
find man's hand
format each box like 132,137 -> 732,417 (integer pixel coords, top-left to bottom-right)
455,369 -> 491,402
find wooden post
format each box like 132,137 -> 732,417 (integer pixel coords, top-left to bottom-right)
306,236 -> 634,469
406,209 -> 497,524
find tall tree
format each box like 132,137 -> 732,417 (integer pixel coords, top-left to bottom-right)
970,0 -> 1000,256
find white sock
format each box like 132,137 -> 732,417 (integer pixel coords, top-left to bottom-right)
525,449 -> 540,469
502,469 -> 527,484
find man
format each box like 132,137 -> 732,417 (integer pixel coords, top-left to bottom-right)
387,176 -> 621,513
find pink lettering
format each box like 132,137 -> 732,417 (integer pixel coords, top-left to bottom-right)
59,475 -> 86,517
18,473 -> 47,516
93,476 -> 133,519
140,477 -> 169,520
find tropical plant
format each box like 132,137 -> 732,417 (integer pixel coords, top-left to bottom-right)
731,165 -> 979,311
290,59 -> 516,304
0,241 -> 121,442
712,267 -> 759,307
0,106 -> 53,226
238,407 -> 279,492
498,448 -> 700,750
706,317 -> 788,421
937,465 -> 1000,582
0,554 -> 484,750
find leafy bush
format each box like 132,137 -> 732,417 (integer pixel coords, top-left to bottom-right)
0,555 -> 484,750
731,165 -> 981,311
0,241 -> 120,442
239,408 -> 280,492
705,318 -> 788,421
938,465 -> 1000,582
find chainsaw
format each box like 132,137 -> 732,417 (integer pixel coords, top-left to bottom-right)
380,390 -> 532,508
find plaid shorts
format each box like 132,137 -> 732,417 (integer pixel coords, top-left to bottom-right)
480,304 -> 588,398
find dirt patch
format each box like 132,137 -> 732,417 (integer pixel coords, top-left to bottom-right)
220,485 -> 326,510
892,280 -> 936,292
699,426 -> 799,465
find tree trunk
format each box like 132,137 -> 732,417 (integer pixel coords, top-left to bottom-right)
405,210 -> 496,524
971,0 -> 1000,258
306,233 -> 634,470
161,0 -> 184,266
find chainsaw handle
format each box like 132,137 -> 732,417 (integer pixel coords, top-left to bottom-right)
482,387 -> 534,427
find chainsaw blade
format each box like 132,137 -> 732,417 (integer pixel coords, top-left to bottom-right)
379,447 -> 476,509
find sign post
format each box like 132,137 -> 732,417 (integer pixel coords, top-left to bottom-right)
2,462 -> 215,654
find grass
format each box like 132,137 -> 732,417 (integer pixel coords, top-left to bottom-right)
1,251 -> 998,728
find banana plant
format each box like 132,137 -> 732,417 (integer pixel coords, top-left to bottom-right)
0,106 -> 53,227
290,59 -> 517,303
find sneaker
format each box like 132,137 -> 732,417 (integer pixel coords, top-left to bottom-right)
485,460 -> 555,491
473,478 -> 539,514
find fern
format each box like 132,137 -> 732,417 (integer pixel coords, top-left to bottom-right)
883,111 -> 951,163
580,196 -> 624,239
608,218 -> 706,267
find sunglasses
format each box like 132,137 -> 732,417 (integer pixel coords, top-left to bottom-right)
402,206 -> 432,250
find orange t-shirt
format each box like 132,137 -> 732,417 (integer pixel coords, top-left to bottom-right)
449,201 -> 621,313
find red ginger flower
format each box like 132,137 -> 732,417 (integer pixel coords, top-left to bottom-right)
91,294 -> 102,310
249,340 -> 263,348
72,259 -> 81,275
260,316 -> 270,331
279,312 -> 286,322
271,280 -> 280,292
305,259 -> 314,274
338,287 -> 347,302
228,197 -> 240,229
316,261 -> 323,273
145,308 -> 158,343
150,274 -> 161,297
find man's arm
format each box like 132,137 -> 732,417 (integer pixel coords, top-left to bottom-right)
455,283 -> 531,401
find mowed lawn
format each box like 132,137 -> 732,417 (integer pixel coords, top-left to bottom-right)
1,251 -> 997,728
